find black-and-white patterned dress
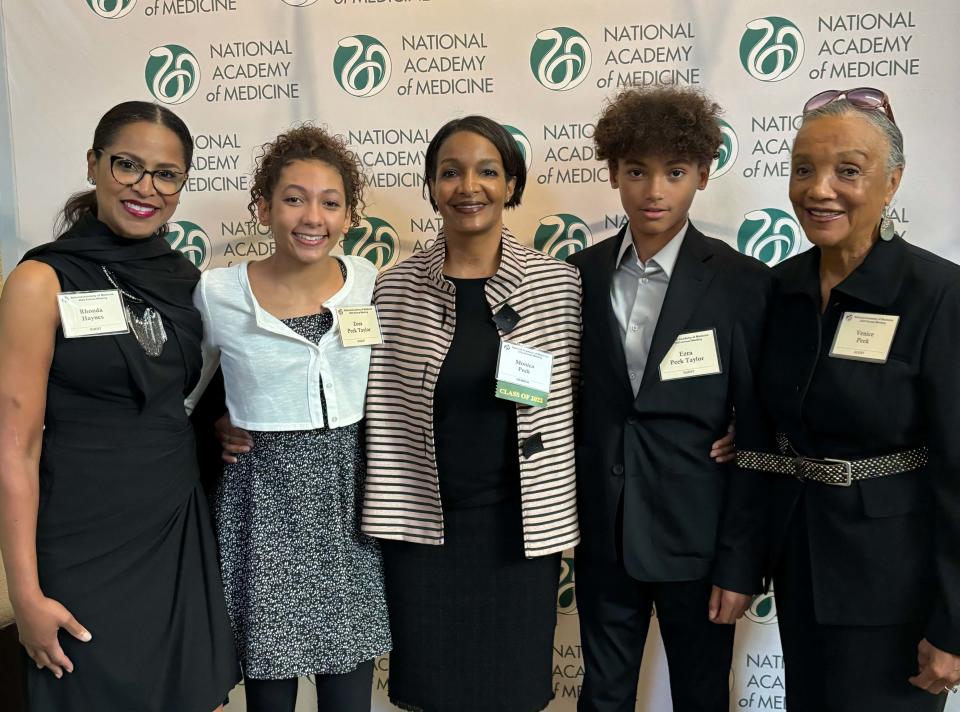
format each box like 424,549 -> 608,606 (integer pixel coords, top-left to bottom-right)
214,269 -> 391,679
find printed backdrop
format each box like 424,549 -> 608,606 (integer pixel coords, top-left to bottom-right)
1,1 -> 959,710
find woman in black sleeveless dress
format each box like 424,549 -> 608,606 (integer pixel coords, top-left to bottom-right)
0,102 -> 239,711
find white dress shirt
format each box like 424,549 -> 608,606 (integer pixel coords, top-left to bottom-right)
610,222 -> 688,395
185,255 -> 378,430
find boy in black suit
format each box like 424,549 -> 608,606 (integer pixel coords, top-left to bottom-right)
569,87 -> 772,712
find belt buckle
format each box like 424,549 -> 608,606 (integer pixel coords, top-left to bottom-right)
822,457 -> 853,487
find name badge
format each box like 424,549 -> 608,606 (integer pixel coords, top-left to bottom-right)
56,290 -> 129,338
495,341 -> 553,407
336,306 -> 383,347
829,312 -> 899,363
659,328 -> 722,381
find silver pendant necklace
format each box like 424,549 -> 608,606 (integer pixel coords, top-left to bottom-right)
101,266 -> 168,357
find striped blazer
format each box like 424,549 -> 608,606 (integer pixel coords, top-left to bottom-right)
361,228 -> 582,557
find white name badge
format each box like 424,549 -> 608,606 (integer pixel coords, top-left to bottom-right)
56,290 -> 129,338
659,328 -> 722,381
495,341 -> 553,407
829,312 -> 900,363
336,306 -> 383,347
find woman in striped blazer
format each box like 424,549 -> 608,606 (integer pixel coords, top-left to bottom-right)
361,116 -> 581,712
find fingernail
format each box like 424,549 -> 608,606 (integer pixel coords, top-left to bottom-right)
55,672 -> 62,679
80,630 -> 92,642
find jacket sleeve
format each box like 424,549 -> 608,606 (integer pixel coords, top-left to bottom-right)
920,282 -> 960,653
711,269 -> 775,595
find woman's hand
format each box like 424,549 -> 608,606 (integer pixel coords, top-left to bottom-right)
710,421 -> 736,464
15,594 -> 91,678
909,638 -> 960,695
214,413 -> 253,464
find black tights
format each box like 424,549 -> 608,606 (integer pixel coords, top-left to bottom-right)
242,659 -> 374,712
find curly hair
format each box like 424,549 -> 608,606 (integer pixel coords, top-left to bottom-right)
594,86 -> 722,167
247,124 -> 366,228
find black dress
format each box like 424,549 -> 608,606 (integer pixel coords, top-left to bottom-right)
382,277 -> 560,712
23,220 -> 239,711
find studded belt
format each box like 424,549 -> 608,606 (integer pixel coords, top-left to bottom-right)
735,433 -> 928,487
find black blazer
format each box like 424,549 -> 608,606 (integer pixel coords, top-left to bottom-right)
569,224 -> 772,594
754,235 -> 960,652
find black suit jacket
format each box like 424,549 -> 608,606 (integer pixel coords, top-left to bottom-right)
755,235 -> 960,652
569,223 -> 772,594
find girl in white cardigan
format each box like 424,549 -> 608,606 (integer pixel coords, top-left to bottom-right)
186,126 -> 389,712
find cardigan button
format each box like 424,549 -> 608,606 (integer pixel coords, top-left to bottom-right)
611,464 -> 625,476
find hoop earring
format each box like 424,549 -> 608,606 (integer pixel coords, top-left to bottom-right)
879,207 -> 896,242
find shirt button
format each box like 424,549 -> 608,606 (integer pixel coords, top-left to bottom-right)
640,277 -> 649,285
629,371 -> 637,380
331,416 -> 338,424
631,324 -> 639,332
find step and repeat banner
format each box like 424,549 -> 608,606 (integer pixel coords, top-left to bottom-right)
2,1 -> 959,710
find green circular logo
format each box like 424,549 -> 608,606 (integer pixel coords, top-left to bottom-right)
557,556 -> 577,615
343,216 -> 399,270
145,45 -> 200,105
334,35 -> 391,98
530,27 -> 591,91
87,0 -> 136,18
710,119 -> 739,180
503,124 -> 532,172
737,208 -> 803,266
744,589 -> 778,624
739,17 -> 804,82
534,214 -> 591,260
165,221 -> 211,271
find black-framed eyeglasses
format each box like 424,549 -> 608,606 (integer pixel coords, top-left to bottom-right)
93,148 -> 188,195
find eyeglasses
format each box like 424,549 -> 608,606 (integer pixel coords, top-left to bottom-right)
93,148 -> 188,196
803,87 -> 896,125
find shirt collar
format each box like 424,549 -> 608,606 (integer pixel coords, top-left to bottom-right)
616,220 -> 689,279
778,234 -> 908,308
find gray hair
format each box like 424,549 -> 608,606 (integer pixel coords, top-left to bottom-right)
800,98 -> 905,174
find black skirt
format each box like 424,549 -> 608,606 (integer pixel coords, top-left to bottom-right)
381,497 -> 560,712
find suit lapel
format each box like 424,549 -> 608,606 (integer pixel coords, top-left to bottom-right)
637,226 -> 717,392
589,226 -> 633,398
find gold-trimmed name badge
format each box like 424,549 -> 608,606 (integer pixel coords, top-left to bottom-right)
336,306 -> 383,347
495,341 -> 553,407
659,328 -> 722,381
56,290 -> 129,338
829,312 -> 899,363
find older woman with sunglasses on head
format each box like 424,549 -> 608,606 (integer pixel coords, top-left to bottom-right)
736,87 -> 960,711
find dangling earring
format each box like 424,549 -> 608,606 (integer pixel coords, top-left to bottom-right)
879,206 -> 896,242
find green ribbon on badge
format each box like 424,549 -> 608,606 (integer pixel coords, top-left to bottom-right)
495,380 -> 550,407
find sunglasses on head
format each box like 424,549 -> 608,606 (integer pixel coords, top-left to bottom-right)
803,87 -> 896,125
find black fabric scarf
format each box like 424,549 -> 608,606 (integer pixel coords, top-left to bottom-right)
21,211 -> 202,405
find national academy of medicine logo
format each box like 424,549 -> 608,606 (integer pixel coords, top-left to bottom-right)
557,556 -> 577,615
87,0 -> 136,18
744,586 -> 778,624
530,27 -> 592,92
343,216 -> 399,270
164,221 -> 211,271
281,0 -> 318,5
534,214 -> 591,260
334,35 -> 392,98
739,17 -> 804,82
503,125 -> 533,172
145,45 -> 201,105
737,208 -> 803,266
710,119 -> 739,180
